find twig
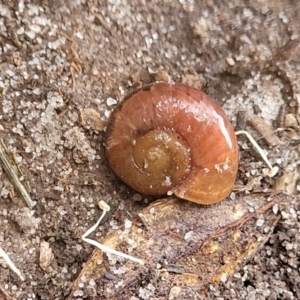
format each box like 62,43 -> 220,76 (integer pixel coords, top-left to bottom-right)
0,283 -> 16,300
82,200 -> 144,265
0,140 -> 35,209
93,13 -> 113,35
250,115 -> 281,146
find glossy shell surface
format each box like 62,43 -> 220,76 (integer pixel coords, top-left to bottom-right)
106,82 -> 239,204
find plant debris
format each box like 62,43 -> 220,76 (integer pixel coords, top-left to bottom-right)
0,140 -> 35,209
67,192 -> 292,299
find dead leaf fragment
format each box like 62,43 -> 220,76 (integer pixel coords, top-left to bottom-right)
274,170 -> 298,194
80,108 -> 105,131
285,113 -> 299,131
67,192 -> 291,299
39,241 -> 53,271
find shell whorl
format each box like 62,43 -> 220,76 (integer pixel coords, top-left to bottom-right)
106,82 -> 239,204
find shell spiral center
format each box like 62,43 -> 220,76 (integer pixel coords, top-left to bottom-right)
132,129 -> 191,194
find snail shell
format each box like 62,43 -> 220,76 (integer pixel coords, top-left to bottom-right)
105,82 -> 239,204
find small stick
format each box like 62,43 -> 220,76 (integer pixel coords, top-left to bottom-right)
93,13 -> 113,35
0,140 -> 35,209
82,200 -> 144,265
0,247 -> 25,281
250,115 -> 281,146
0,283 -> 16,300
235,130 -> 279,177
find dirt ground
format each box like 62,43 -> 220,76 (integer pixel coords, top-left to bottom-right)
0,1 -> 300,299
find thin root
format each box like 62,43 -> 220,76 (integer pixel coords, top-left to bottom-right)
82,200 -> 144,265
0,247 -> 25,281
235,130 -> 279,177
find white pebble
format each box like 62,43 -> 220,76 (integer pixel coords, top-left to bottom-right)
256,219 -> 264,227
106,97 -> 117,106
272,203 -> 279,215
25,30 -> 36,40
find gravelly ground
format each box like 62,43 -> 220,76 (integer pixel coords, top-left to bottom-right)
0,1 -> 300,299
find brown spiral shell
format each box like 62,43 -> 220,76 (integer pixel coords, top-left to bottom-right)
105,82 -> 239,204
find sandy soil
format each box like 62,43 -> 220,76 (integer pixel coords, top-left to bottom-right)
0,1 -> 299,299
